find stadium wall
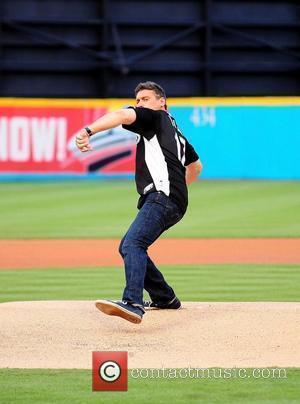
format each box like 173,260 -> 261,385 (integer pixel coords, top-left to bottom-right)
0,97 -> 299,180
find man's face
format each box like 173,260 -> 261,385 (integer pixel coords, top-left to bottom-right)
136,89 -> 166,110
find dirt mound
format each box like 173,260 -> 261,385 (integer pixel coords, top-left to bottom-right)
0,301 -> 299,369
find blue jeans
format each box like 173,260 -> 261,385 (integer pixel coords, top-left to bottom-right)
119,191 -> 183,307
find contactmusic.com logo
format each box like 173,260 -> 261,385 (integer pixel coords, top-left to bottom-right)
92,352 -> 128,391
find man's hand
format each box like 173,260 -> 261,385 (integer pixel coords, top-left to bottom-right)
76,129 -> 93,152
186,159 -> 203,184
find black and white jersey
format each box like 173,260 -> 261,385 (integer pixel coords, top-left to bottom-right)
122,107 -> 199,214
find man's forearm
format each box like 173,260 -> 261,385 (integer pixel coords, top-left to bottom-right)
186,170 -> 198,184
88,109 -> 135,135
76,108 -> 136,152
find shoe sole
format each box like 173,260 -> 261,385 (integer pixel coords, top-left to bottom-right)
95,300 -> 142,324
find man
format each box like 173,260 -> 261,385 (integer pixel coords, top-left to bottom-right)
76,81 -> 202,324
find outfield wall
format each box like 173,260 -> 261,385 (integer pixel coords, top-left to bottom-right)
0,97 -> 299,180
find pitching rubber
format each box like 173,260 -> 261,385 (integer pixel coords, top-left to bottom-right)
95,300 -> 142,324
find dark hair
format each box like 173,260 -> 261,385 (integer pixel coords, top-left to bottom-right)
134,81 -> 167,109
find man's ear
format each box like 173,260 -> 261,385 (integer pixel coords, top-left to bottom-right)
160,97 -> 166,109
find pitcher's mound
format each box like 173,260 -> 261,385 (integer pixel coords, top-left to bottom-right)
1,301 -> 299,369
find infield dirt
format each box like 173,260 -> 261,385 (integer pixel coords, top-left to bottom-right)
1,238 -> 300,269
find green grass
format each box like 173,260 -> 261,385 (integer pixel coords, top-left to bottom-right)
1,265 -> 299,303
0,369 -> 299,404
0,180 -> 299,238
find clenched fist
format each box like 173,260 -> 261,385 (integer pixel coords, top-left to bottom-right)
76,129 -> 93,152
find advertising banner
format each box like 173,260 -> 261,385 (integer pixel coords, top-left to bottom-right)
0,97 -> 300,179
0,100 -> 136,175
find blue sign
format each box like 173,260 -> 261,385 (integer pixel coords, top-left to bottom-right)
170,105 -> 300,179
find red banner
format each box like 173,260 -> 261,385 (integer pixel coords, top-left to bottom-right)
0,104 -> 136,174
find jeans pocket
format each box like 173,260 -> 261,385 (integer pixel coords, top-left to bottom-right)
154,192 -> 169,207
